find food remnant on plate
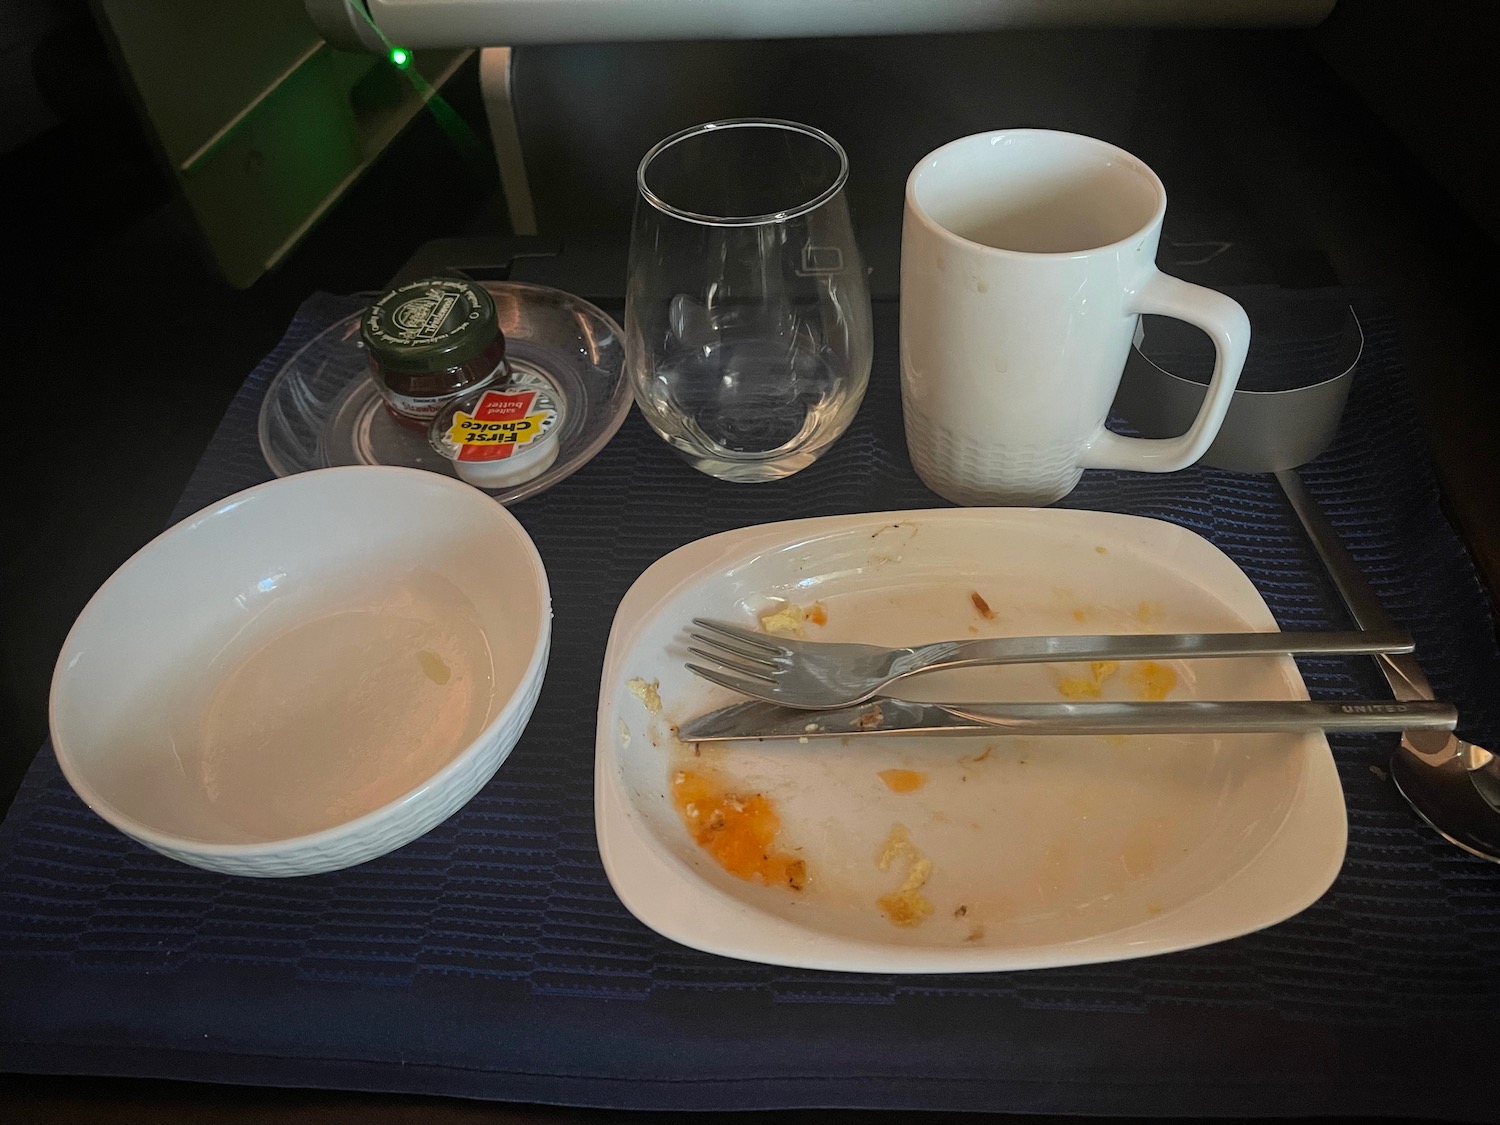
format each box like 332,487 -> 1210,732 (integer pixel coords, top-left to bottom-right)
1369,764 -> 1388,782
627,677 -> 661,713
854,704 -> 884,731
1054,660 -> 1177,701
759,601 -> 826,636
970,591 -> 996,620
672,769 -> 807,891
1127,661 -> 1178,701
1146,901 -> 1164,916
1095,545 -> 1109,555
1054,660 -> 1119,700
1135,600 -> 1163,625
418,649 -> 452,685
878,768 -> 927,794
617,720 -> 631,749
876,824 -> 933,927
958,746 -> 994,764
760,603 -> 804,637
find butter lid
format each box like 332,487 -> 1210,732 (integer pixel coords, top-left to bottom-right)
429,384 -> 562,489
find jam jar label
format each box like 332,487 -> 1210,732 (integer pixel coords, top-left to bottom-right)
446,388 -> 559,462
381,389 -> 448,421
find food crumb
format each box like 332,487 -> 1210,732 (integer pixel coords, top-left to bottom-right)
418,650 -> 452,685
627,677 -> 662,713
854,704 -> 884,730
1127,661 -> 1178,701
672,768 -> 807,890
1095,545 -> 1108,555
760,603 -> 805,637
805,602 -> 828,627
1369,764 -> 1388,781
970,591 -> 996,620
876,824 -> 934,927
878,768 -> 927,793
953,904 -> 967,918
617,720 -> 631,749
1055,660 -> 1119,699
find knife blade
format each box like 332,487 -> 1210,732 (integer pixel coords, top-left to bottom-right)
676,696 -> 1457,743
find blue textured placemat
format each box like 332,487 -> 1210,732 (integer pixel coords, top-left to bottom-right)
2,291 -> 1499,1119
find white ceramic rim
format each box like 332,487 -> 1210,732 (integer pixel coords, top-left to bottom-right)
48,465 -> 552,860
637,117 -> 850,228
905,128 -> 1169,260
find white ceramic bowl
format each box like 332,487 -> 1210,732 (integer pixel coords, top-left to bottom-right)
50,466 -> 551,877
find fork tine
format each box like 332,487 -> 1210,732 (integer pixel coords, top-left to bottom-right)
690,618 -> 786,654
687,647 -> 777,682
686,663 -> 781,698
688,630 -> 781,665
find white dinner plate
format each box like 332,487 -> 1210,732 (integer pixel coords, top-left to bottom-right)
594,508 -> 1347,973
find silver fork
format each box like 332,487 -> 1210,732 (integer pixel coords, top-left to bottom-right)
686,617 -> 1415,710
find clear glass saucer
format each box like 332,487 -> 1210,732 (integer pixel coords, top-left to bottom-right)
258,281 -> 630,505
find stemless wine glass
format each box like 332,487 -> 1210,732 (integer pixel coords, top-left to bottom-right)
625,119 -> 873,482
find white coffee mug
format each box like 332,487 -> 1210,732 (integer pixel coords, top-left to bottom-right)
900,129 -> 1250,505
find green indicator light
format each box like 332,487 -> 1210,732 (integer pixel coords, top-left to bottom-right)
390,47 -> 410,67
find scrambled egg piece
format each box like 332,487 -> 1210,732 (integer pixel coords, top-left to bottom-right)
760,603 -> 805,636
672,769 -> 807,891
1128,661 -> 1178,701
877,768 -> 926,793
626,677 -> 661,713
1054,660 -> 1179,701
1055,660 -> 1119,700
758,601 -> 826,636
875,824 -> 933,927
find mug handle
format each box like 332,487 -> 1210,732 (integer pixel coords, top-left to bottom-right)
1079,271 -> 1250,472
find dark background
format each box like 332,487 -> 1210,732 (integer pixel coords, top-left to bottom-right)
3,0 -> 1498,1120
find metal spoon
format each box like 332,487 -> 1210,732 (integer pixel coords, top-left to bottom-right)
1277,469 -> 1500,861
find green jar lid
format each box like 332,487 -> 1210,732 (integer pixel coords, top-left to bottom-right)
360,277 -> 500,375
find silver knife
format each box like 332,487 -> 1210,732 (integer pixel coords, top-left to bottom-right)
677,696 -> 1457,743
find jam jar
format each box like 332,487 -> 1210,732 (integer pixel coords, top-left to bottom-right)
360,276 -> 508,430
